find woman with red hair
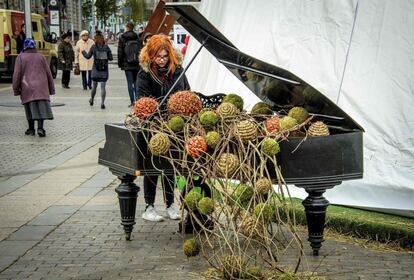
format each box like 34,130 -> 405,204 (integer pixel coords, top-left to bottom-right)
137,34 -> 190,222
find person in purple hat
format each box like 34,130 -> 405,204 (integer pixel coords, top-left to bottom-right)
12,38 -> 55,137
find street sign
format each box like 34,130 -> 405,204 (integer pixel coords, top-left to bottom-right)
50,0 -> 57,6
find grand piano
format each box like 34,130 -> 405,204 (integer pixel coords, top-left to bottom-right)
98,3 -> 363,256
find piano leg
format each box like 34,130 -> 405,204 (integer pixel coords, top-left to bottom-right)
301,186 -> 333,256
115,175 -> 140,240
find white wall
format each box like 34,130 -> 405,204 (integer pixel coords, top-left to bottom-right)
184,0 -> 414,217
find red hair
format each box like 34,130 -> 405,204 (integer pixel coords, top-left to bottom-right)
141,34 -> 179,75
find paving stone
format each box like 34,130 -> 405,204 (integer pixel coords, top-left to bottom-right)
7,226 -> 55,241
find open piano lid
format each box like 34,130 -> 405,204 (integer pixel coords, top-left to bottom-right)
165,3 -> 363,132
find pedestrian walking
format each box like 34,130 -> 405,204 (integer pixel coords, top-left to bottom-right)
137,34 -> 189,222
82,32 -> 113,109
13,23 -> 26,54
75,30 -> 94,90
58,33 -> 74,89
12,38 -> 55,137
117,22 -> 143,107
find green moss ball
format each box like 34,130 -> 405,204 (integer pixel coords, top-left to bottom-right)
223,93 -> 244,111
200,111 -> 220,127
168,116 -> 185,132
233,184 -> 254,205
254,203 -> 273,222
205,131 -> 221,149
251,102 -> 273,115
184,191 -> 203,210
280,116 -> 298,131
246,266 -> 263,280
183,238 -> 200,257
197,197 -> 214,215
288,106 -> 309,124
261,138 -> 280,157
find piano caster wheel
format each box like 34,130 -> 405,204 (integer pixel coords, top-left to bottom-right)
125,232 -> 131,241
313,249 -> 319,256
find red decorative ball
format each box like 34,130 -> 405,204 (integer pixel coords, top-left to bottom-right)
133,97 -> 158,119
186,136 -> 208,158
265,116 -> 280,134
167,91 -> 202,116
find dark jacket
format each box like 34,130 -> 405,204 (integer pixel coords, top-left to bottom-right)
58,41 -> 74,70
82,44 -> 113,82
13,49 -> 55,104
117,30 -> 142,71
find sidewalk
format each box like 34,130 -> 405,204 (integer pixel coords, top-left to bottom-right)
0,54 -> 413,279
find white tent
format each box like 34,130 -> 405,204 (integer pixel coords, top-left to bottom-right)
183,0 -> 414,217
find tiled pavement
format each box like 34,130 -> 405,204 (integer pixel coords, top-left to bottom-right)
0,47 -> 413,280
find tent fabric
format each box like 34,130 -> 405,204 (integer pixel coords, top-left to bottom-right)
184,0 -> 414,217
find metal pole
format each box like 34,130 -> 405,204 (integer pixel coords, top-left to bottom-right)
78,0 -> 82,31
24,0 -> 32,39
71,22 -> 74,41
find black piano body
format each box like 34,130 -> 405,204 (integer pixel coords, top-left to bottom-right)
98,4 -> 363,256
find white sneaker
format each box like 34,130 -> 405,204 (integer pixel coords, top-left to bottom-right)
142,205 -> 164,222
166,205 -> 181,220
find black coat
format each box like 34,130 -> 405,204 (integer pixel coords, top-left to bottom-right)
58,42 -> 75,71
137,65 -> 190,100
82,44 -> 113,82
117,31 -> 142,71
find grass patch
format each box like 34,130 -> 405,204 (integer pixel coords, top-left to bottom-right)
280,198 -> 414,250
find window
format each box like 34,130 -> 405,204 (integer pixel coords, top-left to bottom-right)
32,22 -> 38,32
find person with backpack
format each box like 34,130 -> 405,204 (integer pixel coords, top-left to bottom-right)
117,22 -> 143,107
82,32 -> 113,109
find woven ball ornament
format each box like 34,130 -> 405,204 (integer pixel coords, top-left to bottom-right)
256,178 -> 272,195
186,136 -> 208,158
132,97 -> 158,119
199,111 -> 220,127
216,153 -> 239,177
222,255 -> 246,280
240,214 -> 262,239
148,133 -> 170,156
254,203 -> 273,223
197,197 -> 214,215
265,116 -> 280,134
167,91 -> 202,116
216,102 -> 239,117
308,121 -> 330,136
235,120 -> 257,142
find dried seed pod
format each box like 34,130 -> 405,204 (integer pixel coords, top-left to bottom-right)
132,97 -> 158,119
240,214 -> 262,239
148,133 -> 170,156
221,255 -> 246,279
183,238 -> 200,257
235,120 -> 257,142
167,91 -> 202,116
308,121 -> 330,136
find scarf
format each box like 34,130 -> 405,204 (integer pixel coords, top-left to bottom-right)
149,63 -> 172,88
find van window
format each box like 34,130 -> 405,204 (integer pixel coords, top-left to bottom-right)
32,22 -> 38,32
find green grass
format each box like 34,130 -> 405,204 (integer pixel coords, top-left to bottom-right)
281,198 -> 414,249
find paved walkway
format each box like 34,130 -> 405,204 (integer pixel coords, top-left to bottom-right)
0,49 -> 413,279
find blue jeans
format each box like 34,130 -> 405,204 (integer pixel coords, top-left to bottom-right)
81,70 -> 92,89
125,70 -> 138,104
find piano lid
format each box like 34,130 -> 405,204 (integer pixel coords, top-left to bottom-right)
165,4 -> 363,132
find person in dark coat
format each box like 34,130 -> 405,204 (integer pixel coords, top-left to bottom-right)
58,33 -> 74,88
82,32 -> 113,109
137,34 -> 189,222
13,23 -> 26,54
12,38 -> 55,137
117,22 -> 143,106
